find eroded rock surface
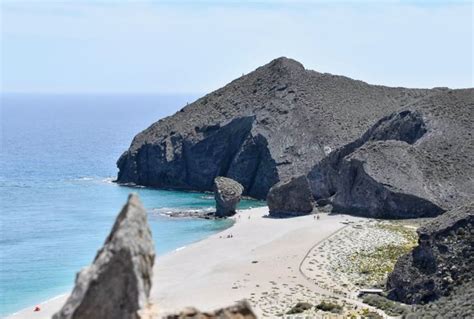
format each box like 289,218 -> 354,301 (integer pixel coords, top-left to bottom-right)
386,202 -> 474,304
307,89 -> 474,218
117,57 -> 433,199
165,301 -> 257,319
267,175 -> 314,217
53,194 -> 155,319
214,176 -> 244,217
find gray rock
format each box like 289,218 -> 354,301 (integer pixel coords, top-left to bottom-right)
307,89 -> 474,218
214,176 -> 244,217
53,194 -> 155,319
117,57 -> 433,199
267,175 -> 314,217
165,300 -> 257,319
386,202 -> 473,305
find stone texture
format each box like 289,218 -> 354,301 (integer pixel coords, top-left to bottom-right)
165,300 -> 257,319
214,176 -> 244,217
53,194 -> 155,319
267,175 -> 314,217
117,57 -> 433,199
386,202 -> 474,304
307,89 -> 474,218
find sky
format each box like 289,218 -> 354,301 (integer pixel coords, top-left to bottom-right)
1,1 -> 472,94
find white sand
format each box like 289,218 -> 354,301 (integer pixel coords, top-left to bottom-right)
7,207 -> 364,318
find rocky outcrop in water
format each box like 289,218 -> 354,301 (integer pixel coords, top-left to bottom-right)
268,89 -> 473,218
386,202 -> 473,306
53,194 -> 155,319
214,176 -> 244,217
165,301 -> 256,319
117,57 -> 433,199
267,175 -> 314,217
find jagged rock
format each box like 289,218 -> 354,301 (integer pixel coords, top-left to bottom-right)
53,194 -> 155,319
214,176 -> 244,217
307,89 -> 474,218
386,202 -> 473,304
117,57 -> 433,199
267,175 -> 314,217
165,300 -> 257,319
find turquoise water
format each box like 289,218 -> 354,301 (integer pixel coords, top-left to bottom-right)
0,94 -> 263,317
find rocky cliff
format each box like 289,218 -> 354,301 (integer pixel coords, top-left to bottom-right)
268,88 -> 473,218
117,57 -> 432,199
386,202 -> 473,305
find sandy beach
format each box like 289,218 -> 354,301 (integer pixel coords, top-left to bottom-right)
7,206 -> 416,318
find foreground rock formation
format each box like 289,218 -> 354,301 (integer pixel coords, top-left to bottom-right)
214,176 -> 244,217
386,202 -> 473,305
117,57 -> 433,200
165,301 -> 256,319
270,89 -> 474,218
53,194 -> 155,319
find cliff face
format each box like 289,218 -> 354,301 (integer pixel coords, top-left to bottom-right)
117,57 -> 431,199
305,89 -> 474,218
386,202 -> 473,306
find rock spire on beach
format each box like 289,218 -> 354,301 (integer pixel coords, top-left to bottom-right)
53,194 -> 155,319
116,57 -> 433,200
214,176 -> 244,217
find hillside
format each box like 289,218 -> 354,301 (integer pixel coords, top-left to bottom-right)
117,57 -> 433,199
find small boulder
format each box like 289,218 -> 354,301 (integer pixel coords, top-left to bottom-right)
166,300 -> 256,319
267,175 -> 314,217
53,194 -> 155,319
214,176 -> 244,217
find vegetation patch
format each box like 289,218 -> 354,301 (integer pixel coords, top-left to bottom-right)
286,302 -> 313,314
315,301 -> 343,314
363,294 -> 408,316
349,223 -> 417,285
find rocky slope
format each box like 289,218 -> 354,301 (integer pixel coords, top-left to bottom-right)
268,88 -> 473,218
54,194 -> 155,319
386,202 -> 473,305
117,57 -> 433,199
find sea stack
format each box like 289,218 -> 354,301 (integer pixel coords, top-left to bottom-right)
214,176 -> 244,217
53,194 -> 155,319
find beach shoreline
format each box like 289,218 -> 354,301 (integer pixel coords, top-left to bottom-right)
7,206 -> 415,318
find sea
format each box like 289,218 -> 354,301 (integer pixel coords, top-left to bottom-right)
0,94 -> 263,317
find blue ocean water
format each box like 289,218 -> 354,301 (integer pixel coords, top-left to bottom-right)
0,94 -> 262,317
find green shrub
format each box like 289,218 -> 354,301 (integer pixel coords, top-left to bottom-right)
315,301 -> 343,314
363,294 -> 408,316
286,302 -> 313,314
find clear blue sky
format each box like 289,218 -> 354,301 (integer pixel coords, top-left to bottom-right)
1,1 -> 472,93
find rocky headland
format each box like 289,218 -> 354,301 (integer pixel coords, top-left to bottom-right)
117,57 -> 473,219
116,57 -> 433,200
